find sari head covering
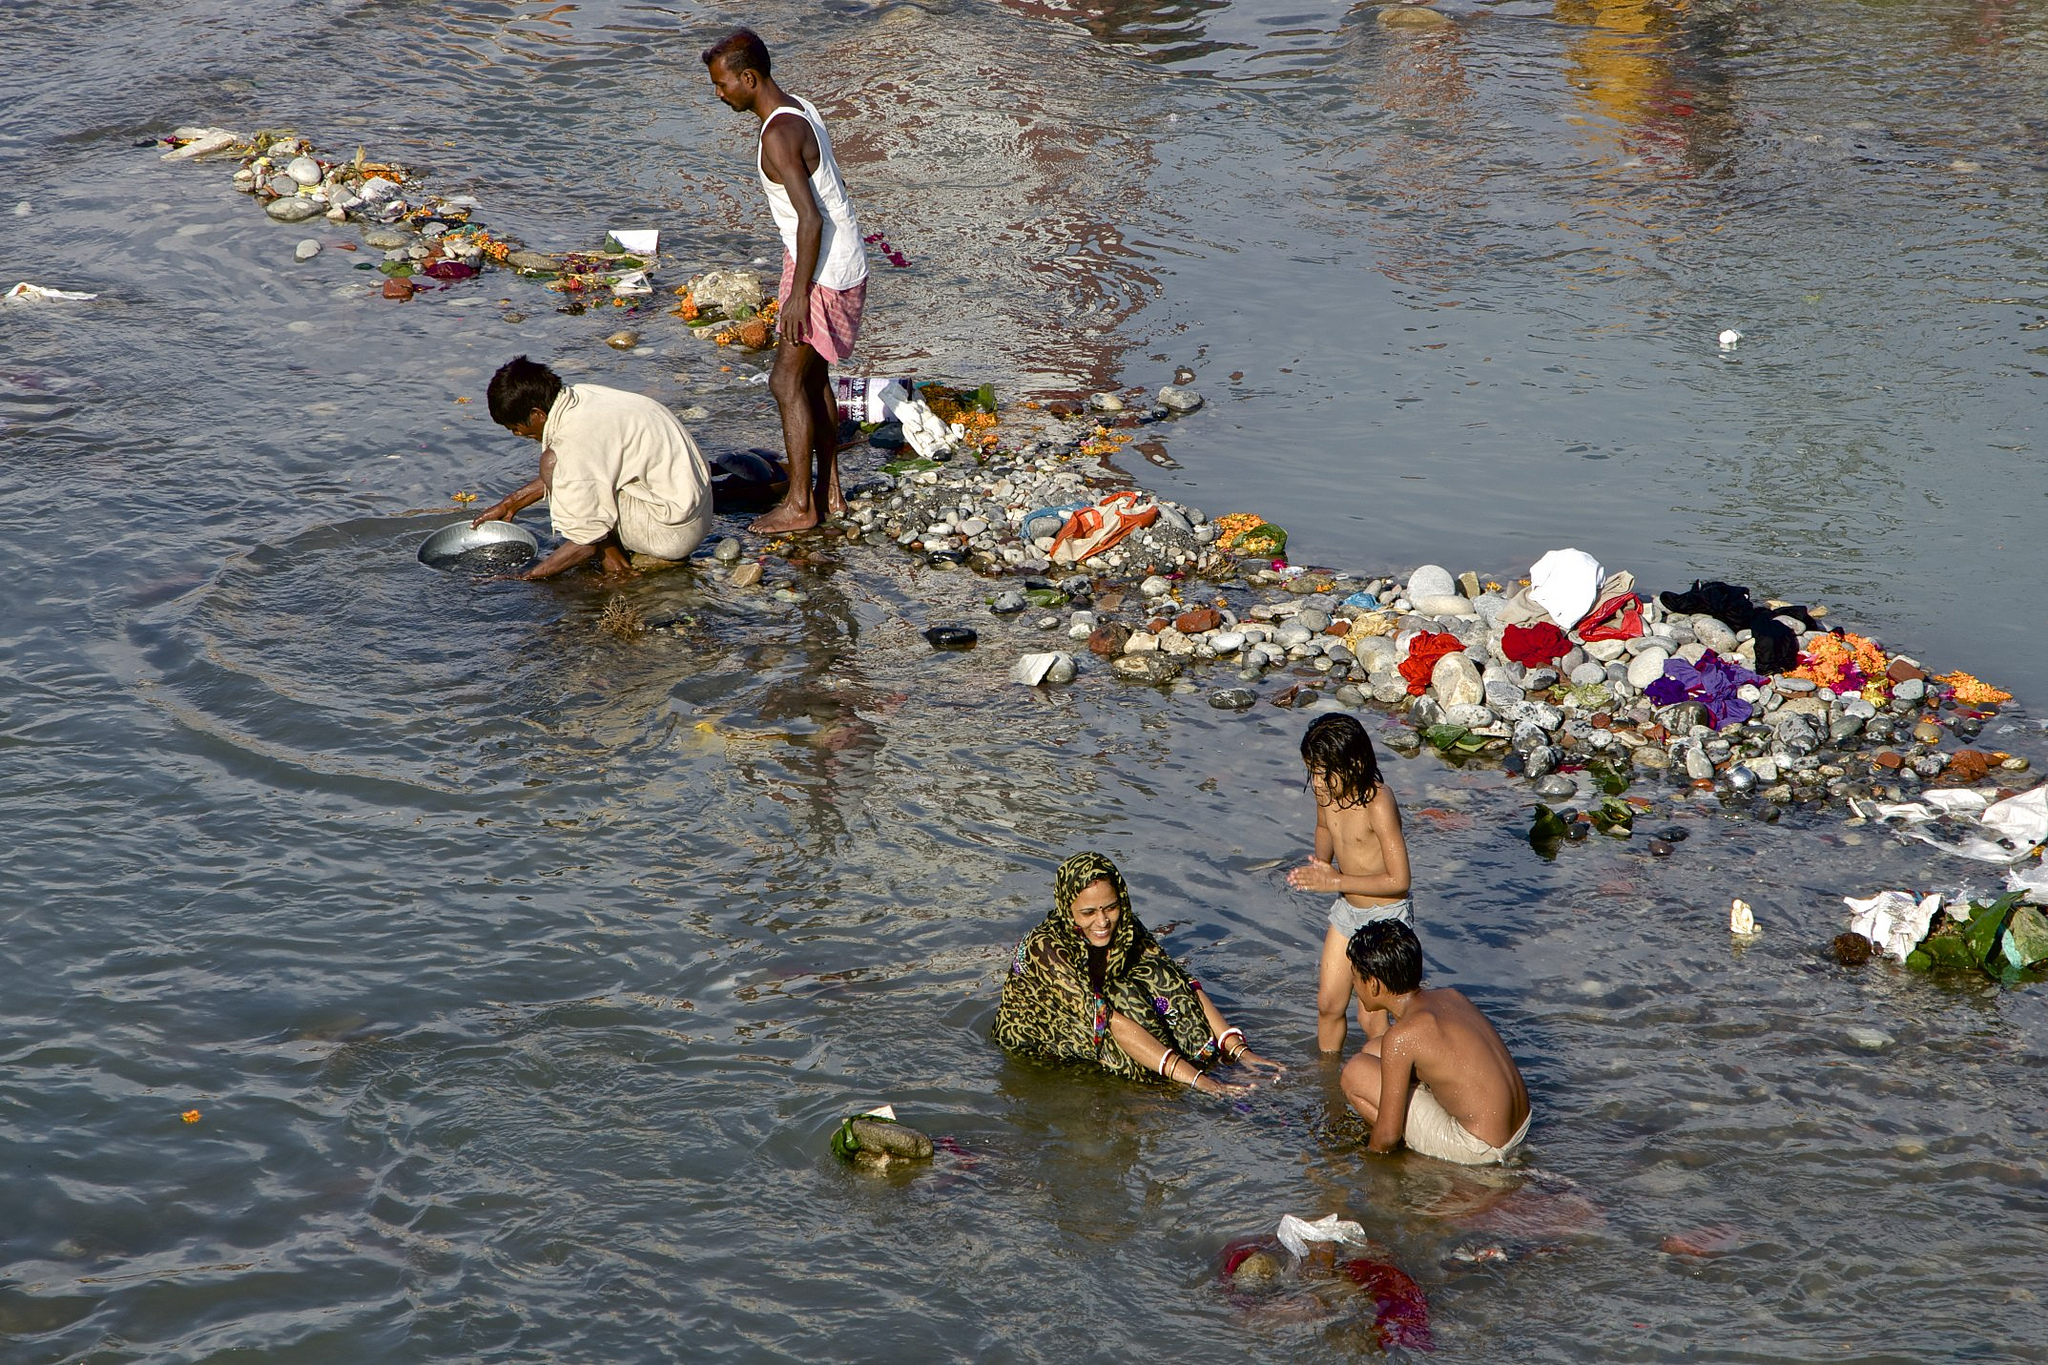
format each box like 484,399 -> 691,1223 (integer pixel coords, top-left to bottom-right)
994,851 -> 1219,1081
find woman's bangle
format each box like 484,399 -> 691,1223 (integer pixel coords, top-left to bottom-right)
1218,1027 -> 1244,1053
1157,1050 -> 1176,1079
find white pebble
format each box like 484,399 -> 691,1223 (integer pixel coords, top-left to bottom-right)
1718,328 -> 1743,350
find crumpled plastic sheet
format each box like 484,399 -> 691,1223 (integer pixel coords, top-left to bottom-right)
1276,1213 -> 1368,1261
1844,890 -> 1944,962
2007,861 -> 2048,902
1852,784 -> 2048,864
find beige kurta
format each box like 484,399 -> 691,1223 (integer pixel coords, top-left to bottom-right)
542,384 -> 712,559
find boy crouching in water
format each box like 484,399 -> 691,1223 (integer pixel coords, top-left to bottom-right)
1287,715 -> 1412,1052
1341,920 -> 1531,1165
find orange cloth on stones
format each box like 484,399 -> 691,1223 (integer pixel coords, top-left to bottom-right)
1399,632 -> 1467,696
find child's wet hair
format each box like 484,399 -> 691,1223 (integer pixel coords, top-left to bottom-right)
1347,920 -> 1422,994
1300,713 -> 1382,809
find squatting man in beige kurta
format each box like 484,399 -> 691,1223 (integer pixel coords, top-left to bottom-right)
471,355 -> 715,580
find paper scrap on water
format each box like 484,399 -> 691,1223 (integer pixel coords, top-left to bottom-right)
608,229 -> 659,255
610,269 -> 653,296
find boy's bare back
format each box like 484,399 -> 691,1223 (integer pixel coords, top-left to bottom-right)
1384,986 -> 1528,1149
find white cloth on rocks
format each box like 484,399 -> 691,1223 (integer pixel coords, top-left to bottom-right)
1844,890 -> 1944,962
1276,1213 -> 1368,1260
542,383 -> 711,556
1528,548 -> 1602,631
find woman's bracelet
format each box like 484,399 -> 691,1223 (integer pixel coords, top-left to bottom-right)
1157,1050 -> 1177,1079
1217,1027 -> 1246,1061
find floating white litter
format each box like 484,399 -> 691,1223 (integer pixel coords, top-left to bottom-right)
1730,899 -> 1759,936
1718,328 -> 1743,351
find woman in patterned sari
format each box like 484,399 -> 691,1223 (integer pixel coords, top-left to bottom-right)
995,851 -> 1284,1095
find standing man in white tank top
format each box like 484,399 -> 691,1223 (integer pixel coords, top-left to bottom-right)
703,28 -> 869,534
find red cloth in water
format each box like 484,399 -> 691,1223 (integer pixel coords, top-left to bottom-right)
1576,591 -> 1644,642
1501,621 -> 1571,666
1399,632 -> 1466,696
1340,1257 -> 1435,1352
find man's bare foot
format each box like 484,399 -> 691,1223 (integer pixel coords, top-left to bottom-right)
819,478 -> 847,516
749,498 -> 821,534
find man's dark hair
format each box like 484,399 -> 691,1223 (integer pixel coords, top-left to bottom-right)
487,355 -> 562,428
1348,920 -> 1423,994
1301,713 -> 1382,809
702,28 -> 771,78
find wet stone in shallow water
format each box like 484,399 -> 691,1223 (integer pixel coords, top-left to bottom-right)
923,626 -> 978,650
1210,688 -> 1256,710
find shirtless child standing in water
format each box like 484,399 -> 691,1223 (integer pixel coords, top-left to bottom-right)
1286,715 -> 1412,1052
1340,920 -> 1531,1165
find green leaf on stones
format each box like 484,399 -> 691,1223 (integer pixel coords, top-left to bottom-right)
1589,798 -> 1634,837
1024,588 -> 1068,609
1421,724 -> 1488,755
2002,904 -> 2048,970
1962,892 -> 2023,967
881,457 -> 940,475
1905,949 -> 1933,972
972,383 -> 998,413
378,261 -> 414,277
1917,921 -> 1983,971
1529,803 -> 1567,859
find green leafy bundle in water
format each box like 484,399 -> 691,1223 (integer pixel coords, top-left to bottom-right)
1588,798 -> 1634,837
1907,892 -> 2048,984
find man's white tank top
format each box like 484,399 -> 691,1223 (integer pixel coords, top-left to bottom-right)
757,95 -> 868,291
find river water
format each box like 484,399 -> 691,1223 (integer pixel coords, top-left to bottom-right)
3,2 -> 2045,1362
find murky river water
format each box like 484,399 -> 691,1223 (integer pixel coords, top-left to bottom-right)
3,2 -> 2045,1361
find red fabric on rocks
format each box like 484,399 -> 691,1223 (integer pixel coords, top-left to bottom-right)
1575,591 -> 1644,642
1399,632 -> 1466,696
1501,621 -> 1571,666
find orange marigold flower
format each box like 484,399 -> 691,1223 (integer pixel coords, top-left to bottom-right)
182,1109 -> 201,1123
1936,671 -> 2012,705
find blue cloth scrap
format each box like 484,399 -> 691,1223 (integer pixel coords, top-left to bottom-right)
1343,591 -> 1380,612
1022,501 -> 1090,540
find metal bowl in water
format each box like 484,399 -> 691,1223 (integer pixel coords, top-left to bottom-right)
417,519 -> 539,571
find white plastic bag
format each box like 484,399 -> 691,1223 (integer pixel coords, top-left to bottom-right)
1276,1213 -> 1368,1260
1843,890 -> 1943,962
1528,548 -> 1603,630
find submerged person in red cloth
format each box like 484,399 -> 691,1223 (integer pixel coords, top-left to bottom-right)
703,28 -> 869,534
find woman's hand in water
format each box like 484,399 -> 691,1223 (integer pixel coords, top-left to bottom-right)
1194,1072 -> 1256,1097
1287,857 -> 1340,893
1234,1047 -> 1286,1078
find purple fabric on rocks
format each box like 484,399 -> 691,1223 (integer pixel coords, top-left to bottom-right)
1646,651 -> 1762,729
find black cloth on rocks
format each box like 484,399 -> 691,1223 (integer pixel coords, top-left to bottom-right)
1659,580 -> 1820,676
